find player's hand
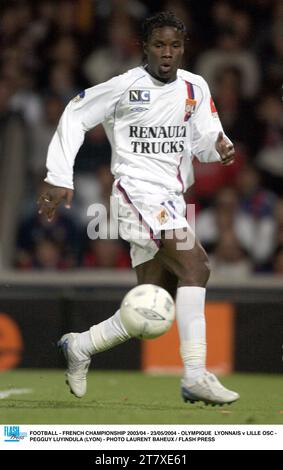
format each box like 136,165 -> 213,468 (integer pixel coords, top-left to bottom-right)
37,183 -> 73,222
215,131 -> 235,165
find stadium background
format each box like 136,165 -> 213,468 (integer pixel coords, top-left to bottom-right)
0,0 -> 282,395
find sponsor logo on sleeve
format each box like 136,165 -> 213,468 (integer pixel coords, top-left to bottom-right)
72,90 -> 85,102
210,97 -> 219,117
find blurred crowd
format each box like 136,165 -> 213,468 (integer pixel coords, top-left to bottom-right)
0,0 -> 283,278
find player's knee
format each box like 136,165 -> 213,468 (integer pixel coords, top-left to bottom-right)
180,248 -> 210,286
201,257 -> 211,284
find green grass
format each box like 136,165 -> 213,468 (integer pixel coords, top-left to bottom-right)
0,370 -> 282,424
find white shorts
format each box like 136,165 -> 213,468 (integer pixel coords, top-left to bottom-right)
112,177 -> 191,268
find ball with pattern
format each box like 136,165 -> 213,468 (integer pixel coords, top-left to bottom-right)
120,284 -> 175,339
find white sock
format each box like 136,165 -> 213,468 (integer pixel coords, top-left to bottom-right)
76,331 -> 94,359
76,309 -> 131,357
176,286 -> 207,385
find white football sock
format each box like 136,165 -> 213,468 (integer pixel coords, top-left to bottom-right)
76,309 -> 131,357
176,286 -> 207,385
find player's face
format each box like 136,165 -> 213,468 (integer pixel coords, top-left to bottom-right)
144,26 -> 185,82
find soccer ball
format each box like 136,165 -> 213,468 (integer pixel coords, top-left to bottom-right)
120,284 -> 175,339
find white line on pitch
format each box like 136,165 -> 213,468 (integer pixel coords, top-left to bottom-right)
0,388 -> 33,399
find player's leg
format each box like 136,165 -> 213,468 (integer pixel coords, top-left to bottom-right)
156,228 -> 239,405
156,230 -> 208,390
58,308 -> 130,398
58,186 -> 170,398
58,255 -> 177,398
135,255 -> 178,299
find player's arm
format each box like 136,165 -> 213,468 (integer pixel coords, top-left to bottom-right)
191,77 -> 235,165
38,77 -> 121,221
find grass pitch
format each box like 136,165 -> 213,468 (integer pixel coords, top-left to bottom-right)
0,370 -> 282,424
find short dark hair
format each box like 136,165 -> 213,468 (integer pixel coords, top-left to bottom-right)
142,11 -> 187,42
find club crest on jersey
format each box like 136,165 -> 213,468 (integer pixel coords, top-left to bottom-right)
72,90 -> 85,102
156,208 -> 169,225
129,90 -> 150,103
184,98 -> 197,121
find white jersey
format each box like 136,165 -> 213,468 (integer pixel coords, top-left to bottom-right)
45,66 -> 228,192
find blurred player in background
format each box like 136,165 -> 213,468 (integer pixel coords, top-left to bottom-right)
38,12 -> 239,405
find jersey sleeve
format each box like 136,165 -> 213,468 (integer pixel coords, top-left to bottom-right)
191,77 -> 232,163
45,76 -> 122,189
